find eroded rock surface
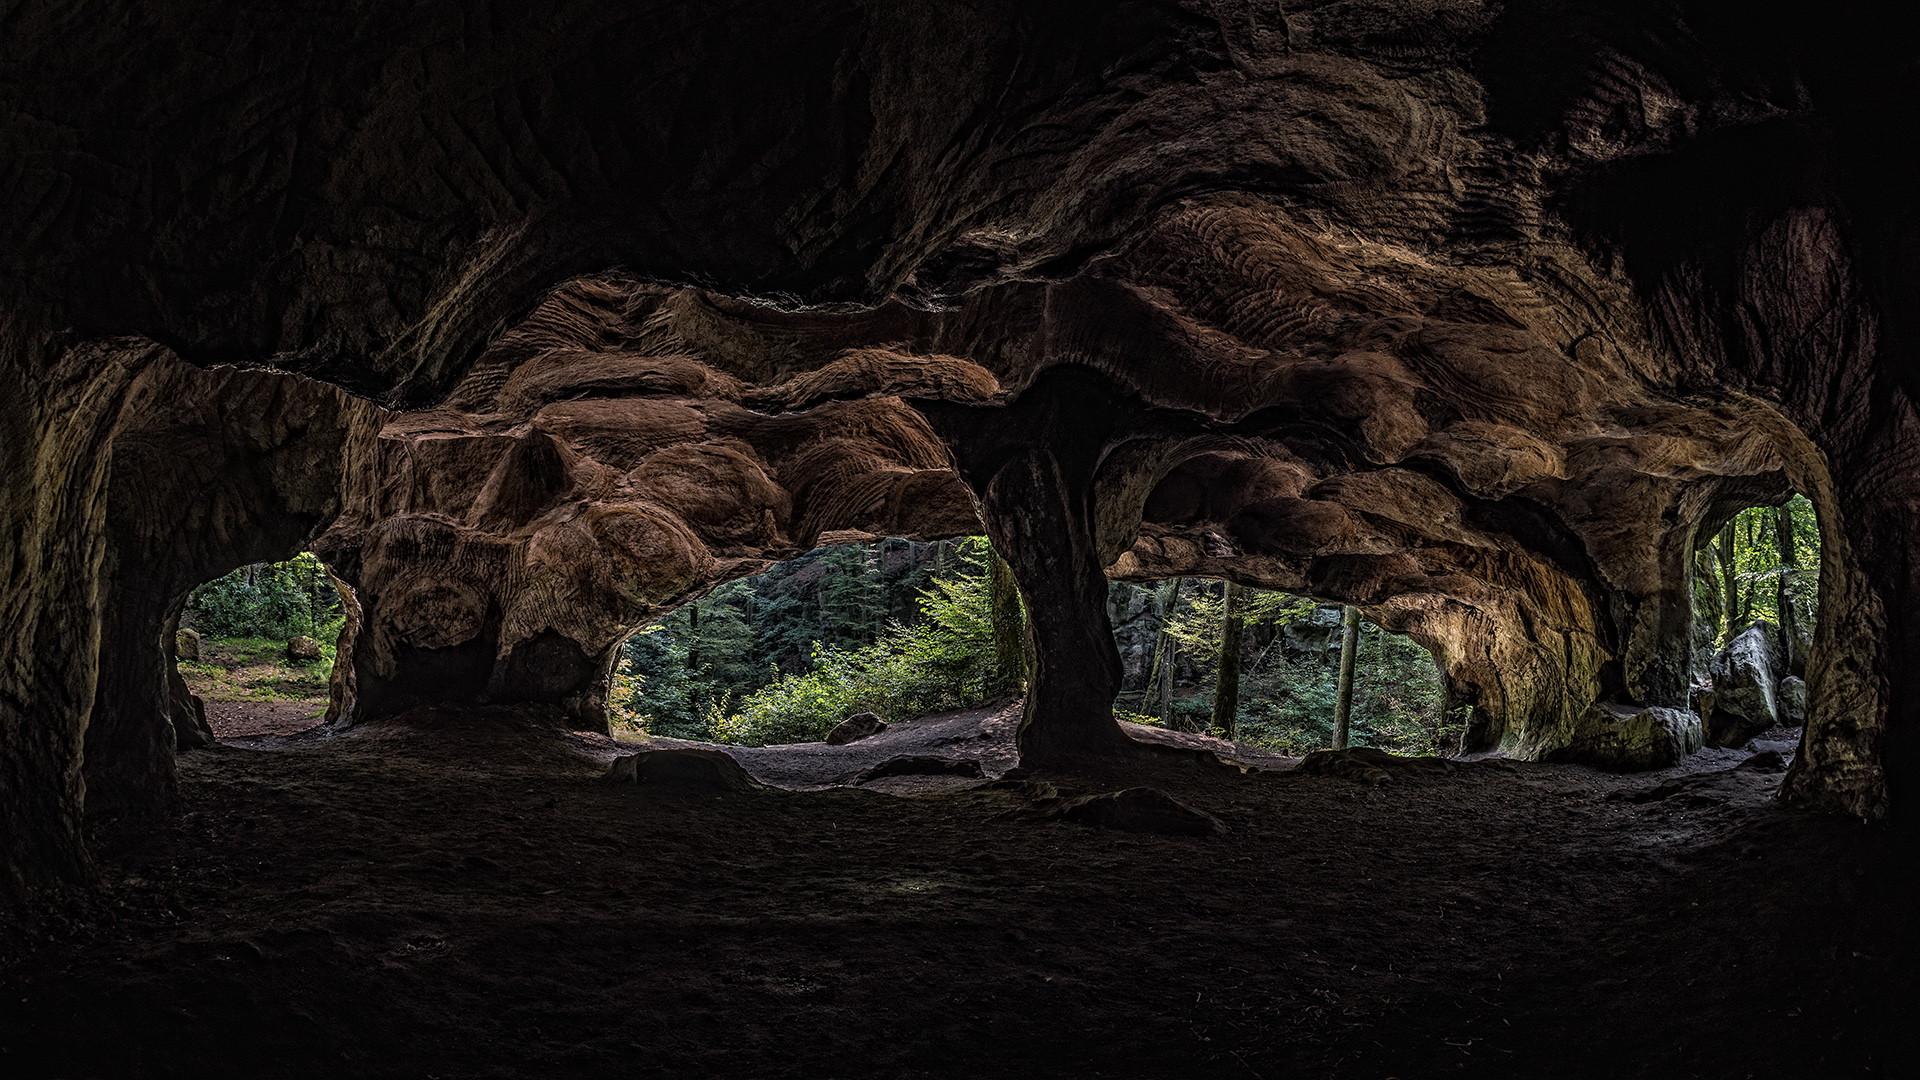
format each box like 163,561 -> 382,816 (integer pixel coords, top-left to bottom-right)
1548,704 -> 1705,773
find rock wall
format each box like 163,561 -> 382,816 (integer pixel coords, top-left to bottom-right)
84,355 -> 380,817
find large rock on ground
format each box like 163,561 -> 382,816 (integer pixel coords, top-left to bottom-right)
1708,625 -> 1783,748
826,712 -> 888,746
1778,676 -> 1808,728
1049,787 -> 1225,837
1546,703 -> 1704,772
853,755 -> 984,783
604,749 -> 762,792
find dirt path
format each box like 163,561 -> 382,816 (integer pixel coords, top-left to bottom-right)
3,710 -> 1910,1078
204,699 -> 328,738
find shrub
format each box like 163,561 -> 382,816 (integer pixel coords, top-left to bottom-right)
186,553 -> 344,644
706,539 -> 1005,746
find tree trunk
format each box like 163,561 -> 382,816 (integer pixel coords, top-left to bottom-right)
988,547 -> 1026,696
1333,605 -> 1362,750
1436,651 -> 1456,755
687,602 -> 701,674
1776,504 -> 1801,676
1212,581 -> 1245,739
1717,520 -> 1740,644
1149,577 -> 1185,729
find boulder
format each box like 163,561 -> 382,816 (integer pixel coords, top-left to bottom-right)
286,635 -> 323,662
1778,676 -> 1808,727
175,626 -> 201,661
604,748 -> 762,792
1546,703 -> 1704,772
1707,625 -> 1782,747
826,711 -> 888,746
1297,746 -> 1454,786
853,755 -> 984,783
1049,787 -> 1226,837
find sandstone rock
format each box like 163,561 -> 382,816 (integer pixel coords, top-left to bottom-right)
1708,626 -> 1782,748
604,749 -> 762,793
853,756 -> 984,783
286,636 -> 323,663
1546,703 -> 1703,772
826,712 -> 888,746
1778,676 -> 1808,728
1049,787 -> 1225,837
175,627 -> 200,661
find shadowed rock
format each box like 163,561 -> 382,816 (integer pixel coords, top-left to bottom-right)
853,756 -> 986,784
1547,704 -> 1704,773
1298,747 -> 1455,787
605,749 -> 762,793
1049,787 -> 1226,837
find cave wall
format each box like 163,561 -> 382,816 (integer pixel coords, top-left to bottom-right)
7,0 -> 1920,900
84,355 -> 381,817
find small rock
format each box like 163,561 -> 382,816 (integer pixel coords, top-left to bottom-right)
1547,703 -> 1703,772
605,748 -> 762,792
286,635 -> 323,662
1778,676 -> 1807,727
1050,787 -> 1226,837
826,711 -> 888,746
853,755 -> 984,783
175,626 -> 200,661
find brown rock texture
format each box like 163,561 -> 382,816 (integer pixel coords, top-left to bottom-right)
5,1 -> 1919,900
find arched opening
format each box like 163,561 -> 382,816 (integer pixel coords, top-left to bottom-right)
1110,582 -> 1460,757
608,535 -> 1019,747
1690,495 -> 1821,751
173,552 -> 354,739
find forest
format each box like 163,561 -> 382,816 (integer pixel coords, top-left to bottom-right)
180,497 -> 1820,759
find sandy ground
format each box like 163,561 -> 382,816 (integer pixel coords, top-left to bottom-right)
2,707 -> 1912,1078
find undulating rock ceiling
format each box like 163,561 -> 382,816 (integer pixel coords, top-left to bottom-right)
4,0 -> 1916,901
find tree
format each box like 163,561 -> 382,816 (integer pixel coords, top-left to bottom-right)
1332,605 -> 1361,750
1775,503 -> 1800,673
1149,577 -> 1186,729
987,547 -> 1026,696
1211,581 -> 1245,738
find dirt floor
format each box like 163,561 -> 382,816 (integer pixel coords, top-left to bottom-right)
3,707 -> 1914,1078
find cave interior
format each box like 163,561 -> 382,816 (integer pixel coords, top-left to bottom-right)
3,2 -> 1918,1076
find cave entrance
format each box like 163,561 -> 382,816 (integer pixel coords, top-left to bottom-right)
1689,494 -> 1820,750
174,552 -> 353,739
608,535 -> 1022,746
1110,580 -> 1461,757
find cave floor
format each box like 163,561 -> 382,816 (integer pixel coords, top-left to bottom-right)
3,710 -> 1913,1079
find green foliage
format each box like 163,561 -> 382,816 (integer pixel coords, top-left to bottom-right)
186,552 -> 345,646
706,538 -> 1005,746
1695,494 -> 1822,647
1231,621 -> 1454,756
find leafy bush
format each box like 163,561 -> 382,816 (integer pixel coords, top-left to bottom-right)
186,553 -> 344,645
705,539 -> 1006,746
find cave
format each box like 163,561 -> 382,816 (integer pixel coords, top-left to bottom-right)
4,3 -> 1917,1076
